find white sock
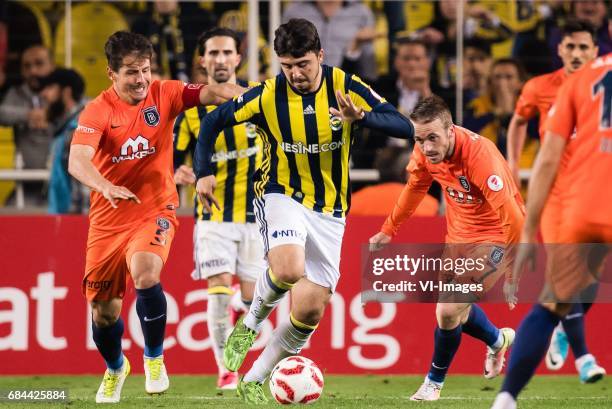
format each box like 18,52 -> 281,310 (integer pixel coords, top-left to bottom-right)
207,290 -> 231,373
491,392 -> 517,409
492,331 -> 504,350
243,317 -> 315,383
243,269 -> 292,333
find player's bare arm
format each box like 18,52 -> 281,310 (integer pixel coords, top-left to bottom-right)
506,113 -> 529,185
68,144 -> 141,209
513,133 -> 566,280
173,165 -> 196,185
200,83 -> 246,106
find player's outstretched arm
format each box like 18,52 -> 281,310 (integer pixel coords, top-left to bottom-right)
506,113 -> 529,186
68,144 -> 140,208
199,83 -> 246,106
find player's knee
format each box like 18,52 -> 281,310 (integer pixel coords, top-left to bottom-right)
268,246 -> 305,284
208,273 -> 232,288
130,252 -> 162,289
92,308 -> 120,328
293,306 -> 324,327
436,304 -> 462,329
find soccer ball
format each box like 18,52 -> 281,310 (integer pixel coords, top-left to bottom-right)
269,356 -> 324,404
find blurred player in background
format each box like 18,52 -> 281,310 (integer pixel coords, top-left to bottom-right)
68,31 -> 242,403
507,19 -> 604,383
195,18 -> 414,404
173,27 -> 264,390
370,96 -> 524,401
492,52 -> 612,409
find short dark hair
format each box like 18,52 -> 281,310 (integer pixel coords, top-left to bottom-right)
197,27 -> 241,56
492,58 -> 528,83
464,38 -> 492,57
561,19 -> 597,44
393,36 -> 431,56
40,68 -> 85,101
410,95 -> 453,129
274,18 -> 321,58
104,31 -> 153,72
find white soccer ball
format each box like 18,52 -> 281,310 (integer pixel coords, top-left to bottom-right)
269,356 -> 324,404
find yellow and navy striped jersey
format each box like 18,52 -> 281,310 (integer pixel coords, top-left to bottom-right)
195,65 -> 413,218
173,81 -> 263,223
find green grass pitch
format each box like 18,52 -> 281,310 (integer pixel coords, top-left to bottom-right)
0,375 -> 610,408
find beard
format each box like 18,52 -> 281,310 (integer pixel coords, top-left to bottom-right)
47,99 -> 66,123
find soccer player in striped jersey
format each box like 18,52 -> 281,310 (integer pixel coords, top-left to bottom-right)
195,18 -> 414,404
173,28 -> 264,391
506,20 -> 604,383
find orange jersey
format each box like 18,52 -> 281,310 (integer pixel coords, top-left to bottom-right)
515,68 -> 565,139
546,53 -> 612,227
382,126 -> 524,243
72,80 -> 197,229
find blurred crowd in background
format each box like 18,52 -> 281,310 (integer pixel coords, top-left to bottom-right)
0,0 -> 610,213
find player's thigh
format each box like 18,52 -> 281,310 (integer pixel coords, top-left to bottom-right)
126,212 -> 178,285
303,211 -> 345,293
193,220 -> 239,281
235,222 -> 267,284
254,194 -> 307,281
435,302 -> 472,328
290,277 -> 332,326
83,228 -> 131,302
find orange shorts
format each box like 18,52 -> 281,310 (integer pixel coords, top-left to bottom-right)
82,211 -> 178,301
439,243 -> 515,303
544,222 -> 612,303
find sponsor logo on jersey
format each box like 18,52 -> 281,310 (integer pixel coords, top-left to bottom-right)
329,113 -> 343,131
76,124 -> 95,133
303,104 -> 315,115
211,146 -> 260,162
280,138 -> 346,154
143,106 -> 160,127
86,280 -> 112,291
112,135 -> 156,163
202,258 -> 230,268
458,176 -> 471,192
446,187 -> 482,204
487,175 -> 504,192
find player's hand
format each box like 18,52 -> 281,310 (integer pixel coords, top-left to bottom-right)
100,183 -> 141,209
369,231 -> 392,252
174,165 -> 196,185
503,280 -> 518,310
512,239 -> 537,286
330,90 -> 365,124
196,175 -> 220,213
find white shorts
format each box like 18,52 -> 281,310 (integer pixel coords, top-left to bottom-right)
193,220 -> 266,282
253,193 -> 345,292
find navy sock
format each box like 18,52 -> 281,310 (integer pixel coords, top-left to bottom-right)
427,326 -> 462,383
563,303 -> 589,358
92,317 -> 124,370
461,304 -> 500,347
582,302 -> 593,314
136,283 -> 167,358
501,305 -> 560,398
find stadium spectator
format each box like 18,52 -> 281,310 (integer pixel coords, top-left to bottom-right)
0,44 -> 54,205
282,0 -> 379,82
350,146 -> 439,217
132,0 -> 216,82
548,0 -> 612,68
462,38 -> 492,101
413,0 -> 513,90
39,68 -> 88,214
463,58 -> 527,157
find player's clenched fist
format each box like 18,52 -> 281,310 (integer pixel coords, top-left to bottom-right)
174,165 -> 196,185
100,183 -> 141,209
196,175 -> 220,213
368,231 -> 392,252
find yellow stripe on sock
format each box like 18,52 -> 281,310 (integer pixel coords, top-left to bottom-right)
268,269 -> 295,291
207,286 -> 233,295
289,313 -> 319,331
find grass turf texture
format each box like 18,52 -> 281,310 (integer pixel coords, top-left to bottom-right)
0,375 -> 610,408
